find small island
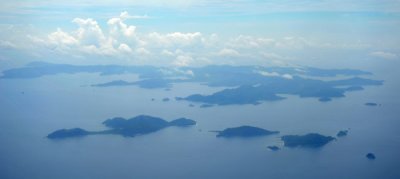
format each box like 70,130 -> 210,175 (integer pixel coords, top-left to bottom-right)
47,115 -> 196,139
47,128 -> 90,139
281,133 -> 335,148
337,130 -> 348,137
162,98 -> 170,102
216,126 -> 279,138
267,146 -> 280,151
365,102 -> 378,106
366,153 -> 376,160
200,104 -> 214,108
169,118 -> 197,126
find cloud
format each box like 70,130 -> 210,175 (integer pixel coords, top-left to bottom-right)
257,70 -> 293,80
118,43 -> 133,53
217,48 -> 240,57
135,47 -> 151,55
281,74 -> 293,79
370,51 -> 398,60
258,71 -> 281,77
227,35 -> 275,49
72,18 -> 106,47
0,40 -> 17,48
261,52 -> 287,60
108,13 -> 137,38
275,37 -> 311,49
4,11 -> 396,66
161,49 -> 175,56
147,32 -> 203,47
184,70 -> 194,76
48,28 -> 78,46
173,55 -> 193,67
119,11 -> 150,19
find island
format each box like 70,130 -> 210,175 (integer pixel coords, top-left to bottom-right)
216,126 -> 279,138
200,104 -> 214,108
91,80 -> 134,87
169,118 -> 197,126
1,62 -> 384,106
267,146 -> 280,151
177,85 -> 285,105
162,98 -> 170,102
47,115 -> 196,139
281,133 -> 335,148
366,153 -> 376,160
337,130 -> 348,137
345,86 -> 364,91
176,76 -> 382,106
365,102 -> 378,106
47,128 -> 90,139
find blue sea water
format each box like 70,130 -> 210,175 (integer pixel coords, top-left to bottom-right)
0,65 -> 399,179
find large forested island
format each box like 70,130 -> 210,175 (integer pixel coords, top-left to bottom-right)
47,115 -> 196,139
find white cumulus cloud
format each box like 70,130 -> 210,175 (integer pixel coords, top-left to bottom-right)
217,48 -> 241,57
118,43 -> 133,53
257,70 -> 293,80
370,51 -> 398,60
173,55 -> 193,67
48,28 -> 78,46
5,11 -> 391,66
72,18 -> 106,47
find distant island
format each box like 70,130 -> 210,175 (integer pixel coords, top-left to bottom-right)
47,115 -> 196,139
281,133 -> 335,148
177,76 -> 383,105
1,62 -> 384,106
215,126 -> 279,138
177,85 -> 285,105
92,79 -> 173,89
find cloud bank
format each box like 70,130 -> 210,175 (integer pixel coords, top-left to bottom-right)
1,11 -> 399,67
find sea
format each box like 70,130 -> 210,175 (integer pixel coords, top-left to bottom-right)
0,61 -> 399,179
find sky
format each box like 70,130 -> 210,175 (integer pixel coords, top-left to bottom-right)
0,0 -> 399,68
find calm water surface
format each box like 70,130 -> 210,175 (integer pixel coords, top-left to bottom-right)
0,68 -> 399,179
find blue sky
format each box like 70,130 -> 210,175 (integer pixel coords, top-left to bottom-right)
0,0 -> 399,68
